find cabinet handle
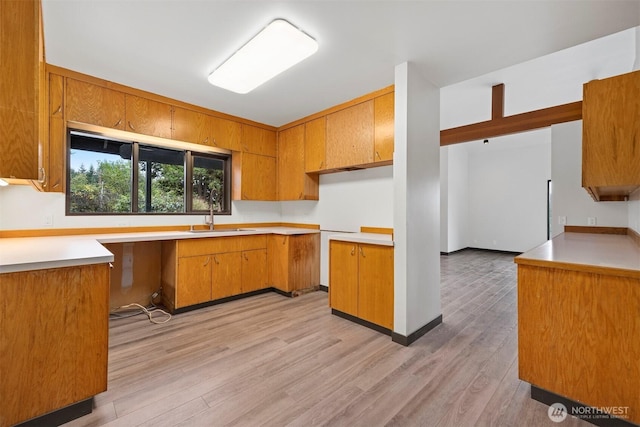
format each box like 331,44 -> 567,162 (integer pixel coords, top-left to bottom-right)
319,161 -> 324,169
298,192 -> 303,200
350,246 -> 355,256
212,138 -> 217,146
204,257 -> 210,266
128,121 -> 135,131
53,105 -> 62,116
38,167 -> 46,185
213,255 -> 219,264
52,182 -> 60,189
113,118 -> 122,128
359,247 -> 365,257
282,237 -> 287,245
244,253 -> 249,261
203,137 -> 209,144
375,151 -> 381,160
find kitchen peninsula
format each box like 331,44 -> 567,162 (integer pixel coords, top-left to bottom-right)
0,225 -> 319,426
515,228 -> 640,425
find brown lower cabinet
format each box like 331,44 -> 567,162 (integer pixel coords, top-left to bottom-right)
329,240 -> 394,330
517,264 -> 640,425
268,233 -> 320,293
161,235 -> 268,312
0,263 -> 110,427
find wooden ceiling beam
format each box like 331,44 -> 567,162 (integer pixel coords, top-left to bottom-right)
440,83 -> 583,146
491,83 -> 504,120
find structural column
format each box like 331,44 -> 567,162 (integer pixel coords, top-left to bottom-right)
392,62 -> 442,345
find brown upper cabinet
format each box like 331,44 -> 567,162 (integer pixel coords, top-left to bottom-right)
172,107 -> 209,145
277,124 -> 319,200
171,108 -> 242,150
232,152 -> 277,201
304,117 -> 326,173
326,101 -> 375,169
374,92 -> 394,163
241,124 -> 277,157
0,0 -> 44,180
47,73 -> 65,192
210,116 -> 242,151
582,70 -> 640,201
125,94 -> 172,138
66,79 -> 125,130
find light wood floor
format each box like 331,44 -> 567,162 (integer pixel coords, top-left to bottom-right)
63,249 -> 591,427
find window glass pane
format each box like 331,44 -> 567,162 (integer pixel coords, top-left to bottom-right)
192,155 -> 225,212
138,145 -> 185,213
69,133 -> 132,213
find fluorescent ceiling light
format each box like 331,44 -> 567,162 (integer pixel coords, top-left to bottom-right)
208,19 -> 318,94
0,179 -> 8,187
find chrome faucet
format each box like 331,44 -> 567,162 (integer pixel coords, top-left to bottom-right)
207,189 -> 217,230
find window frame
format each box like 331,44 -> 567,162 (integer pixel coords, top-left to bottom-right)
65,124 -> 232,216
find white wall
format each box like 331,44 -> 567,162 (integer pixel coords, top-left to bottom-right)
280,166 -> 394,286
550,121 -> 628,236
393,61 -> 441,337
0,185 -> 281,230
440,144 -> 468,253
467,130 -> 551,253
280,166 -> 393,231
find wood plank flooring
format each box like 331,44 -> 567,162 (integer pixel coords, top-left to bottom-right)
63,249 -> 591,427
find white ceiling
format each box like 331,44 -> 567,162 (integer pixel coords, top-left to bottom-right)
42,0 -> 640,128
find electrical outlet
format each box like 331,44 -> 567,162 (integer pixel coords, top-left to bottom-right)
558,216 -> 567,225
587,217 -> 597,226
43,214 -> 53,226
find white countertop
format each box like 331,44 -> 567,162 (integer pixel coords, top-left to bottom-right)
515,232 -> 640,278
0,227 -> 319,274
328,232 -> 394,247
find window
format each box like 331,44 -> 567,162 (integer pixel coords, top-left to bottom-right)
67,130 -> 230,215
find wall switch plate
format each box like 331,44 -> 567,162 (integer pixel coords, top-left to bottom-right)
558,216 -> 567,225
43,214 -> 53,226
587,217 -> 597,226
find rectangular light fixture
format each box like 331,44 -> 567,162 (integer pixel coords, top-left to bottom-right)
0,179 -> 8,187
208,19 -> 318,94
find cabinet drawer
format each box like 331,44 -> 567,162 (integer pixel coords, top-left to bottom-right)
177,235 -> 267,257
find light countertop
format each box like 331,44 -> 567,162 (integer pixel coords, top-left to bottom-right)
328,232 -> 394,247
515,232 -> 640,279
0,227 -> 319,274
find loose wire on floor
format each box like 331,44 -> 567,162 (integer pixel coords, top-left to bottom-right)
110,303 -> 172,324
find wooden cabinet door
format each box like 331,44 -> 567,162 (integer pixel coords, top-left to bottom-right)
374,92 -> 394,163
358,244 -> 394,329
241,249 -> 268,293
326,101 -> 374,169
0,264 -> 109,427
212,252 -> 242,299
47,73 -> 65,192
278,124 -> 318,201
172,107 -> 210,145
210,116 -> 242,151
125,94 -> 172,138
177,255 -> 212,307
66,78 -> 125,129
268,235 -> 290,291
329,240 -> 359,317
241,124 -> 277,157
233,152 -> 277,201
304,117 -> 326,172
289,233 -> 320,291
583,70 -> 640,196
0,0 -> 40,180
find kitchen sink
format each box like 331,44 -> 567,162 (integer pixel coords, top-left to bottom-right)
188,228 -> 242,233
